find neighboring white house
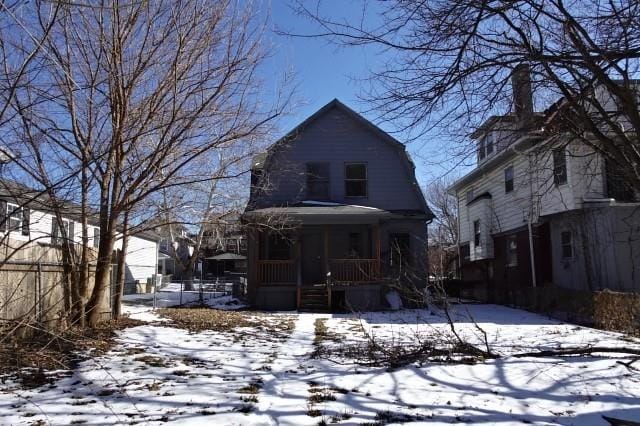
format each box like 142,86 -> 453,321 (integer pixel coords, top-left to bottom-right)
449,66 -> 640,297
0,180 -> 159,286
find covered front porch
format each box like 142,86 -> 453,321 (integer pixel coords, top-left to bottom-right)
249,223 -> 384,311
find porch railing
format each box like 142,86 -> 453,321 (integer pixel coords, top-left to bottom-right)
258,260 -> 296,285
330,258 -> 380,283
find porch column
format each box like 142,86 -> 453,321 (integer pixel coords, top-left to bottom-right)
373,223 -> 381,277
247,227 -> 259,303
324,225 -> 332,310
295,235 -> 302,308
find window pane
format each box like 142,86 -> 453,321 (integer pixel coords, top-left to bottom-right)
7,204 -> 21,230
486,134 -> 494,155
347,232 -> 361,257
553,149 -> 567,185
345,164 -> 366,180
345,180 -> 367,197
390,233 -> 411,267
268,234 -> 290,260
466,189 -> 474,204
473,220 -> 481,247
505,166 -> 514,192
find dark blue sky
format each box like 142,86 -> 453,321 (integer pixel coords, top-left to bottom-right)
262,1 -> 472,187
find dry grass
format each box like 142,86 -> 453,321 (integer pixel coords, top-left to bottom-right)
157,308 -> 295,336
0,317 -> 143,388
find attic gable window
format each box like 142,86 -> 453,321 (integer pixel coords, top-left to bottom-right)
306,162 -> 330,199
553,148 -> 568,186
345,163 -> 367,197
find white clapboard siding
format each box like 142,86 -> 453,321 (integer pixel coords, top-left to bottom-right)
457,153 -> 533,247
457,138 -> 607,248
2,203 -> 157,283
114,233 -> 158,283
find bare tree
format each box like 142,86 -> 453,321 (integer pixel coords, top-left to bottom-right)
3,0 -> 288,326
425,177 -> 459,279
289,0 -> 640,192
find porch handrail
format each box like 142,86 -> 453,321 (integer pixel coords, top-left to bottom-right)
258,259 -> 296,285
329,258 -> 380,283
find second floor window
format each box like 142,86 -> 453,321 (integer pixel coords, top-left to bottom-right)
306,162 -> 329,199
553,148 -> 568,185
345,163 -> 367,197
504,166 -> 514,193
473,220 -> 481,248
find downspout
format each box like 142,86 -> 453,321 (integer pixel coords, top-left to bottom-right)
456,192 -> 462,279
526,148 -> 537,288
527,218 -> 537,288
425,217 -> 433,281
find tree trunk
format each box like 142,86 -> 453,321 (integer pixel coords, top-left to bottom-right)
112,211 -> 129,318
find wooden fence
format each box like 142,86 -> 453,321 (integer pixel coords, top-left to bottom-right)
0,240 -> 110,332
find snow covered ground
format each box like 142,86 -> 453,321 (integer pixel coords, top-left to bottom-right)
123,281 -> 238,309
1,303 -> 639,425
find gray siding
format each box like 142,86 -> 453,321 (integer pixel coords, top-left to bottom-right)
549,205 -> 640,292
255,107 -> 424,212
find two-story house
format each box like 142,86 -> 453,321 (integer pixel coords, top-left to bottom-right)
449,65 -> 640,301
242,99 -> 434,311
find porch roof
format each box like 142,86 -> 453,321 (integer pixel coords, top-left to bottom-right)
243,202 -> 425,225
243,203 -> 396,225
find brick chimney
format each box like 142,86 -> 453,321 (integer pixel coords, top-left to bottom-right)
512,64 -> 534,125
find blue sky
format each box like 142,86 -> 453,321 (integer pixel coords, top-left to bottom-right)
261,1 -> 474,187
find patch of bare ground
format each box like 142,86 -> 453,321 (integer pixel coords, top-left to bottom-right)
0,317 -> 143,388
157,308 -> 295,338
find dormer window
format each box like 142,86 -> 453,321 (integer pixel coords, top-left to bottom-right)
477,133 -> 495,162
485,133 -> 494,155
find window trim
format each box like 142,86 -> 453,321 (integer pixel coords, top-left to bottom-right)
344,162 -> 368,198
504,165 -> 514,193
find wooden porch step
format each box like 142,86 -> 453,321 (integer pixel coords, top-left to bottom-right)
299,285 -> 329,312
